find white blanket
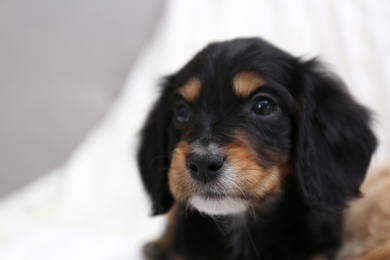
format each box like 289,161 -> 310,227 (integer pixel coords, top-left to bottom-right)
1,0 -> 389,259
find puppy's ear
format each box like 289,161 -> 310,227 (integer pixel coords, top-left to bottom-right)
293,59 -> 377,210
137,77 -> 175,215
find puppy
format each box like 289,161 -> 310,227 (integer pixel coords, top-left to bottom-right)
137,38 -> 377,260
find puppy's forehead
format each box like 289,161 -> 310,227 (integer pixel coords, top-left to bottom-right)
177,72 -> 265,102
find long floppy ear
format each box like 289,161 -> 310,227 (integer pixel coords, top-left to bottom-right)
137,78 -> 175,215
293,59 -> 377,211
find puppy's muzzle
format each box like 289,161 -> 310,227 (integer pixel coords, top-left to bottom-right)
187,153 -> 225,184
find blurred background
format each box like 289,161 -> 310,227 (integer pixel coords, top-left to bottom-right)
0,0 -> 164,198
0,0 -> 389,259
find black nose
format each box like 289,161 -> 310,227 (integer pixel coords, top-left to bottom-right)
187,153 -> 225,183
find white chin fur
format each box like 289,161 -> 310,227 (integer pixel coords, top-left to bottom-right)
189,195 -> 249,216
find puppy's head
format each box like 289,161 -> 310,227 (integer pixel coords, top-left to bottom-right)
138,38 -> 377,216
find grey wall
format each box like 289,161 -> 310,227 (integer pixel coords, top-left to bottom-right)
0,0 -> 164,198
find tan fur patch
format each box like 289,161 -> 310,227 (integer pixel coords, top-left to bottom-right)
222,132 -> 290,207
232,72 -> 265,98
354,241 -> 390,260
168,142 -> 196,202
178,77 -> 201,101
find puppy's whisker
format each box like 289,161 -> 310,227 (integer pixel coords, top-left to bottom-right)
184,203 -> 192,217
155,167 -> 171,173
231,182 -> 247,199
148,155 -> 170,168
158,186 -> 170,200
250,206 -> 257,223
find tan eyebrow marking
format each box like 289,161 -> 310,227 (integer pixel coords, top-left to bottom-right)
232,72 -> 265,98
178,77 -> 201,101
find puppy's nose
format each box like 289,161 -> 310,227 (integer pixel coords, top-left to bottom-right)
187,153 -> 225,183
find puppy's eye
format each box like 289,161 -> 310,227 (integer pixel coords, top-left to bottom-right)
174,103 -> 190,123
252,98 -> 276,116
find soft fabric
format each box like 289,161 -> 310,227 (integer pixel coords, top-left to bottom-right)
0,0 -> 389,259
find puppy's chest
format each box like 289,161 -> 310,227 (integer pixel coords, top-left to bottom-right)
169,212 -> 311,260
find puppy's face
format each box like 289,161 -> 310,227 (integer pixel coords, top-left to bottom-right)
138,38 -> 376,216
165,45 -> 296,215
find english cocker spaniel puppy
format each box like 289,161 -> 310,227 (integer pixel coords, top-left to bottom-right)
137,38 -> 377,260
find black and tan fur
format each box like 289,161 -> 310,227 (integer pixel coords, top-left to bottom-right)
137,38 -> 378,259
